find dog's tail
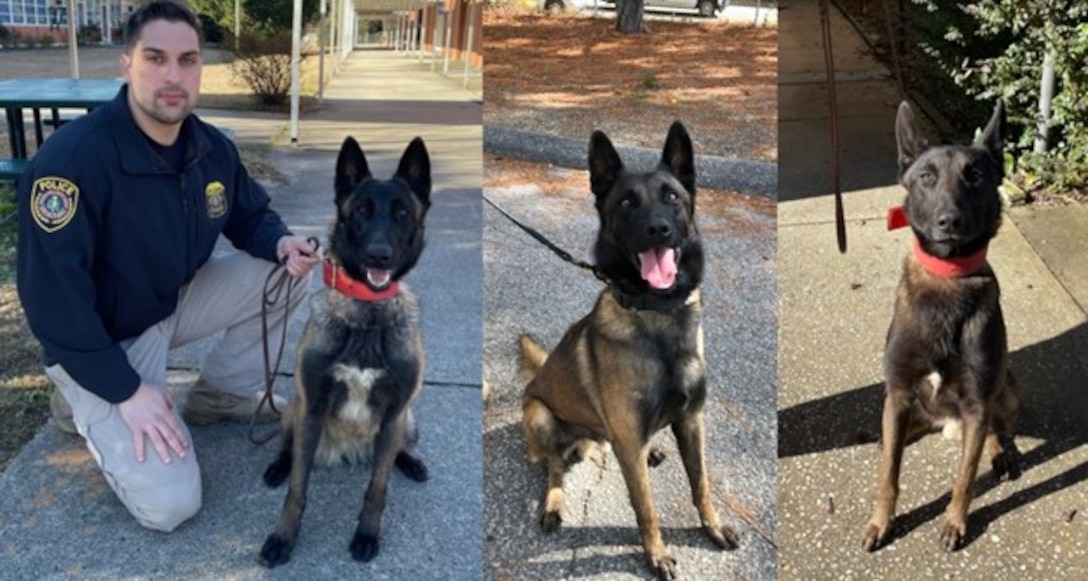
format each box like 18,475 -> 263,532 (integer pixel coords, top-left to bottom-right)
518,334 -> 549,383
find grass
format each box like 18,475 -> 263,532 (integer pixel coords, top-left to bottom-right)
0,185 -> 51,472
640,71 -> 661,90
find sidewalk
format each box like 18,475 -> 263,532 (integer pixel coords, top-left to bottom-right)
0,49 -> 483,580
778,1 -> 1088,578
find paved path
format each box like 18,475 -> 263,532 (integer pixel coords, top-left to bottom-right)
778,1 -> 1088,578
0,48 -> 484,580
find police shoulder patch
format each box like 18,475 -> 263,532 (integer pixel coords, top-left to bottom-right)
30,177 -> 79,233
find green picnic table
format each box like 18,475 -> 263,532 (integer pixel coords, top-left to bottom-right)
0,77 -> 123,160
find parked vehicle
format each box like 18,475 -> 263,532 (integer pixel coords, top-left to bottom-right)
543,0 -> 724,18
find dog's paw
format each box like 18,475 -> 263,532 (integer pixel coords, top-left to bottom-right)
647,447 -> 667,468
991,450 -> 1022,482
939,516 -> 966,551
258,534 -> 294,568
349,531 -> 380,562
705,522 -> 739,550
647,551 -> 677,581
861,520 -> 889,552
263,457 -> 290,488
540,510 -> 562,533
395,451 -> 429,482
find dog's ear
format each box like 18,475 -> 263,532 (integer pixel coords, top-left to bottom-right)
395,137 -> 431,208
895,101 -> 928,177
976,99 -> 1006,165
588,130 -> 624,199
660,120 -> 696,196
335,136 -> 371,206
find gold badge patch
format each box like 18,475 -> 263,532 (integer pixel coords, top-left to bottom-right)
205,181 -> 227,219
30,177 -> 79,233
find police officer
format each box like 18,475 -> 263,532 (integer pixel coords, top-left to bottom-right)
16,0 -> 320,532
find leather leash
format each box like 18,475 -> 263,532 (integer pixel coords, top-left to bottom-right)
483,196 -> 610,285
819,0 -> 847,253
486,196 -> 696,313
249,236 -> 321,445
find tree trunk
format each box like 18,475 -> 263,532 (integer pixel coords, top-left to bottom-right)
616,0 -> 645,33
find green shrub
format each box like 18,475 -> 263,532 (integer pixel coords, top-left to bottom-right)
910,0 -> 1088,193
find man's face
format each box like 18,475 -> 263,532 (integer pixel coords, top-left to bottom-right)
121,19 -> 202,127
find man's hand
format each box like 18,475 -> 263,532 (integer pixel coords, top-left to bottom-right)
277,235 -> 322,278
118,382 -> 189,464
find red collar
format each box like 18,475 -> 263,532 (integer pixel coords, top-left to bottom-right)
910,236 -> 988,278
323,259 -> 399,302
887,206 -> 988,278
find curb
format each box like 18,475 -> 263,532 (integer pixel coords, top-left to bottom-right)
484,125 -> 777,198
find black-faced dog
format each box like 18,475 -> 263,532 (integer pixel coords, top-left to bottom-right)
862,101 -> 1021,552
259,136 -> 431,567
519,121 -> 738,580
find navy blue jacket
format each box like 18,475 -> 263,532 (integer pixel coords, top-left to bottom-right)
17,85 -> 290,404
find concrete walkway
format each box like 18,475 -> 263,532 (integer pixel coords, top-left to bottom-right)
0,48 -> 483,580
778,1 -> 1088,578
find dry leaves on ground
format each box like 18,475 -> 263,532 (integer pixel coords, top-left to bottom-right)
484,9 -> 777,161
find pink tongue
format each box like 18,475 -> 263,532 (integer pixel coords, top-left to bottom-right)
638,247 -> 677,289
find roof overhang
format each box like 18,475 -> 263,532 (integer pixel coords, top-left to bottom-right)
352,0 -> 432,15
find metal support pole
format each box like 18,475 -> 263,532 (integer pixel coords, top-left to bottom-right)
1034,50 -> 1056,154
234,0 -> 240,51
67,0 -> 79,78
462,2 -> 474,88
418,4 -> 428,62
318,0 -> 327,101
430,3 -> 441,72
289,0 -> 302,146
442,1 -> 454,76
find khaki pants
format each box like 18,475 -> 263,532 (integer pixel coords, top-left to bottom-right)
47,252 -> 310,532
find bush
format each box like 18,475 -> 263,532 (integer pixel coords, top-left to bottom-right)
0,24 -> 11,45
229,30 -> 307,106
79,23 -> 101,44
908,0 -> 1088,193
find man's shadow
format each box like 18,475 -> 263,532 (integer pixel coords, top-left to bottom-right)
778,322 -> 1088,548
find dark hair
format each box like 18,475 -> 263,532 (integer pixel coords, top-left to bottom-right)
123,0 -> 204,52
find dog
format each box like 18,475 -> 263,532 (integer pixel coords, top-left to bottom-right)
862,100 -> 1021,552
259,136 -> 432,567
519,121 -> 738,580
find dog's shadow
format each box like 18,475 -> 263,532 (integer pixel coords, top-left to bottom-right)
778,322 -> 1088,549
